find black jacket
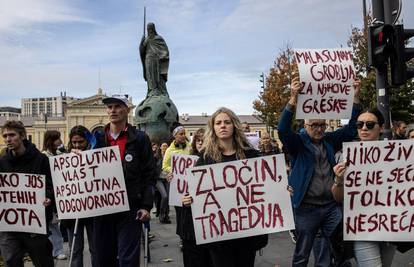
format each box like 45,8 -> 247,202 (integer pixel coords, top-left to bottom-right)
95,124 -> 155,211
181,148 -> 268,250
0,140 -> 54,224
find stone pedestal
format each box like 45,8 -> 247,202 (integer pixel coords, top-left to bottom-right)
134,95 -> 178,144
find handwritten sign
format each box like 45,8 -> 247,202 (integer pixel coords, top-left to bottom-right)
294,48 -> 356,119
343,140 -> 414,241
245,132 -> 260,150
169,154 -> 199,206
187,154 -> 295,244
50,146 -> 129,219
0,173 -> 46,234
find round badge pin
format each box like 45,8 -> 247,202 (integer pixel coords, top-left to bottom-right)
125,154 -> 133,162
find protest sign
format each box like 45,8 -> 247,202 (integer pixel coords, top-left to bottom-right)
343,140 -> 414,241
294,48 -> 356,119
187,154 -> 295,244
50,146 -> 129,219
169,154 -> 199,206
245,132 -> 260,150
0,172 -> 46,234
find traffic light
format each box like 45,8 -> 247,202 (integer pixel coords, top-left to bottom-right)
368,24 -> 394,67
390,24 -> 414,86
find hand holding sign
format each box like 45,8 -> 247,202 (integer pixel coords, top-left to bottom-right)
333,162 -> 346,182
136,209 -> 150,222
182,194 -> 192,207
166,172 -> 173,182
353,79 -> 361,104
288,76 -> 301,106
43,198 -> 52,207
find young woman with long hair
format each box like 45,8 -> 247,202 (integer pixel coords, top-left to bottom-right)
42,130 -> 67,261
182,107 -> 267,267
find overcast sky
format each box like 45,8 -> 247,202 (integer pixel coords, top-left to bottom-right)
1,0 -> 413,115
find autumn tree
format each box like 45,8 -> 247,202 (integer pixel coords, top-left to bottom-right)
255,17 -> 413,127
253,45 -> 297,130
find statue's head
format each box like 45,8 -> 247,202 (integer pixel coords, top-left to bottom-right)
147,23 -> 157,37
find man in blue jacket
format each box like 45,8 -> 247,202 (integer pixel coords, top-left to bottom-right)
278,77 -> 361,266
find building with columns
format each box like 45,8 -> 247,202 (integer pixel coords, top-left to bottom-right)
1,89 -> 275,149
0,89 -> 134,149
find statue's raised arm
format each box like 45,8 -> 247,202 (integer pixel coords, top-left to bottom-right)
139,22 -> 170,97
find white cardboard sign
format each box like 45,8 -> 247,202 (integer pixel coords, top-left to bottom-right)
343,140 -> 414,241
294,48 -> 356,119
169,154 -> 199,207
187,154 -> 295,244
245,132 -> 260,150
0,173 -> 46,234
50,146 -> 129,219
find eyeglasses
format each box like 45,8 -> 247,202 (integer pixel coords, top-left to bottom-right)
356,121 -> 378,130
306,123 -> 327,130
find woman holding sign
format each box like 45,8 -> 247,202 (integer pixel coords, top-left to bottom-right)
182,107 -> 267,267
180,128 -> 212,267
42,130 -> 68,261
162,122 -> 191,249
64,125 -> 96,267
332,109 -> 396,267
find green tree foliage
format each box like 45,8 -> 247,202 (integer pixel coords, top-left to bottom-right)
347,17 -> 414,122
255,18 -> 414,125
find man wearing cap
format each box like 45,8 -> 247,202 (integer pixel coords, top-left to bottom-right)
93,94 -> 155,267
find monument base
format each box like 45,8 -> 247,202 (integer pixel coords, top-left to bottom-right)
134,94 -> 178,144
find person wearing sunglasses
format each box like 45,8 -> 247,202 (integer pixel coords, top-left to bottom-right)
332,109 -> 397,267
278,76 -> 361,266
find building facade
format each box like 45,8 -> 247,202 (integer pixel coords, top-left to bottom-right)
1,90 -> 271,149
21,92 -> 75,117
0,107 -> 21,120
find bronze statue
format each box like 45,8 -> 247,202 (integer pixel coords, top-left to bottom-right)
135,19 -> 178,145
139,23 -> 169,97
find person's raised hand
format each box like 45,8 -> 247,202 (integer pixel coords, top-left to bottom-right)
288,76 -> 301,106
353,79 -> 361,104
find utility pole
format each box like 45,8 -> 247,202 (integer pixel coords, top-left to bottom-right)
371,0 -> 392,139
259,72 -> 270,133
363,0 -> 368,30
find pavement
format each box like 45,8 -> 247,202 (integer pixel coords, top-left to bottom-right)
23,209 -> 414,267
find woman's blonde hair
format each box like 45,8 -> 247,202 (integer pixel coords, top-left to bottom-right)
202,107 -> 251,162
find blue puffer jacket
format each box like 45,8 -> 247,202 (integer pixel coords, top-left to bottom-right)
278,104 -> 361,208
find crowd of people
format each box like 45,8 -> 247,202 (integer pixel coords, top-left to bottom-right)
0,79 -> 413,267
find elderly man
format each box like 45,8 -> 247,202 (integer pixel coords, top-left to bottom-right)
278,77 -> 361,266
93,94 -> 155,267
